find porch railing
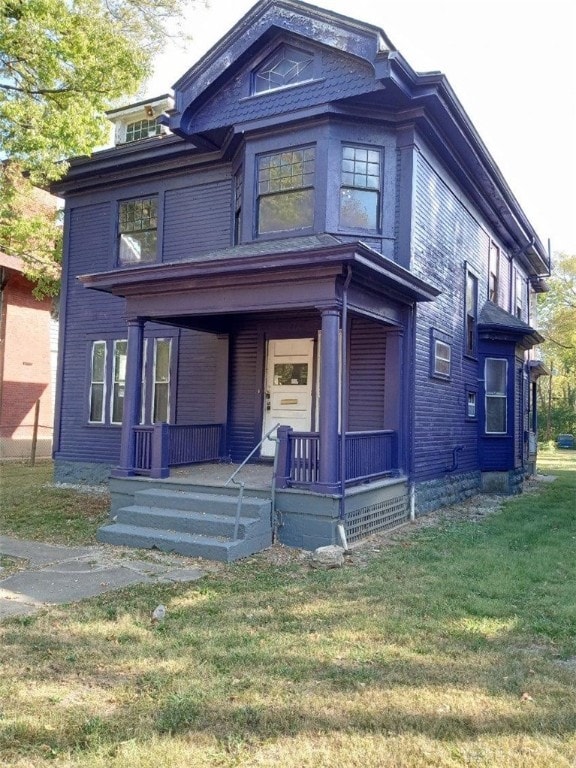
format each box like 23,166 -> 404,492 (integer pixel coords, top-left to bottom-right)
276,428 -> 398,489
132,423 -> 225,478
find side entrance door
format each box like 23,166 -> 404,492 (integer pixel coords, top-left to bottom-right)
261,338 -> 315,457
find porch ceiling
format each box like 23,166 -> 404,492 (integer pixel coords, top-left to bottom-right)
79,236 -> 440,321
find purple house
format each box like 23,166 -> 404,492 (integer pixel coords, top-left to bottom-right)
52,0 -> 549,560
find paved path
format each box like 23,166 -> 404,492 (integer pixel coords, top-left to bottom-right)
0,536 -> 206,620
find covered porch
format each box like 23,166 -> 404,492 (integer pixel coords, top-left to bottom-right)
81,237 -> 439,555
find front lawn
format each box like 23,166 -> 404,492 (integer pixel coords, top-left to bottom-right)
0,452 -> 574,766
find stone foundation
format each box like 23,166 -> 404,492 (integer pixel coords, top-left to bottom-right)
414,471 -> 481,516
54,459 -> 113,486
480,466 -> 525,495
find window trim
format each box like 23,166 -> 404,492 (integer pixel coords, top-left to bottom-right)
110,340 -> 127,425
339,144 -> 382,233
465,386 -> 478,421
464,268 -> 478,358
88,341 -> 107,424
485,357 -> 508,435
152,338 -> 172,424
489,241 -> 500,304
251,43 -> 315,95
430,328 -> 452,381
255,145 -> 316,236
117,196 -> 159,266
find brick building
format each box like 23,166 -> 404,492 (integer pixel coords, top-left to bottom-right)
0,250 -> 56,459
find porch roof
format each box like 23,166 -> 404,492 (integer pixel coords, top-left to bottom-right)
478,301 -> 544,349
79,235 -> 441,306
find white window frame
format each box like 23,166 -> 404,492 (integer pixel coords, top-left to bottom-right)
88,341 -> 107,423
152,338 -> 172,423
110,340 -> 127,424
434,340 -> 451,378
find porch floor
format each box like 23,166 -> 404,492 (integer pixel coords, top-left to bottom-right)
168,461 -> 274,490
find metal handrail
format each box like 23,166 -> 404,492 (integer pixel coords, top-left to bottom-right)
225,423 -> 280,540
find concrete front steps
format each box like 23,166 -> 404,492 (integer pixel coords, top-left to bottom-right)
97,487 -> 273,563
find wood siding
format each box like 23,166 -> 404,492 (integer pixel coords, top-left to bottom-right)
163,180 -> 232,262
348,316 -> 387,431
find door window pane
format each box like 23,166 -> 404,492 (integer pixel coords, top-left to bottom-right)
273,363 -> 308,385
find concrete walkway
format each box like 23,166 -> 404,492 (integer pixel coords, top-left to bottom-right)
0,535 -> 206,620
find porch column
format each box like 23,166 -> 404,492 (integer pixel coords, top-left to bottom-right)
316,307 -> 340,493
113,317 -> 144,477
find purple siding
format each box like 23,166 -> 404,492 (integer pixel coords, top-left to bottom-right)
56,202 -> 126,465
228,327 -> 262,460
163,180 -> 232,262
176,329 -> 223,424
411,152 -> 487,481
348,316 -> 387,431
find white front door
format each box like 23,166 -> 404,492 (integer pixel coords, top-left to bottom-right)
261,338 -> 315,457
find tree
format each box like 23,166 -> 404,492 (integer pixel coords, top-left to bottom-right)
537,253 -> 576,438
0,0 -> 193,296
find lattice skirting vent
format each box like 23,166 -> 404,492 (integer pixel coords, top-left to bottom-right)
345,493 -> 409,543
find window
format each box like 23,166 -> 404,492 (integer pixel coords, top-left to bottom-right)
489,242 -> 500,303
339,146 -> 381,230
152,339 -> 171,422
89,341 -> 106,423
125,118 -> 162,143
253,45 -> 313,94
465,270 -> 478,356
485,358 -> 507,433
257,147 -> 315,234
234,169 -> 243,244
118,197 -> 158,265
434,340 -> 451,377
87,336 -> 172,425
111,340 -> 127,424
515,270 -> 524,319
466,390 -> 477,419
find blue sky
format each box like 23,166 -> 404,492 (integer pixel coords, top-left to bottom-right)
147,0 -> 576,256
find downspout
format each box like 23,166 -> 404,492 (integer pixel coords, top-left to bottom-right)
337,265 -> 353,550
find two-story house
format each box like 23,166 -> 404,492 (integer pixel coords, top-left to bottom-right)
52,0 -> 549,561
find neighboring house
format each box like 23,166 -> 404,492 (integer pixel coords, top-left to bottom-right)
52,0 -> 550,560
0,250 -> 56,460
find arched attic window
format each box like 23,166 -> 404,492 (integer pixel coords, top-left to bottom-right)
252,44 -> 314,95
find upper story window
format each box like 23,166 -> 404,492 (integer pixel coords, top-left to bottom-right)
234,169 -> 243,245
515,270 -> 524,319
339,145 -> 381,230
118,197 -> 158,265
257,147 -> 315,234
253,45 -> 314,95
125,118 -> 162,143
465,270 -> 478,356
489,242 -> 500,304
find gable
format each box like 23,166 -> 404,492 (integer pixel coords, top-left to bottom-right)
169,0 -> 392,139
185,36 -> 379,137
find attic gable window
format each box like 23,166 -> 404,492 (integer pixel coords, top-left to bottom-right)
253,45 -> 313,94
125,118 -> 161,143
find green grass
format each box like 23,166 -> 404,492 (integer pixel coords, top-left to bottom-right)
0,461 -> 110,545
0,453 -> 575,766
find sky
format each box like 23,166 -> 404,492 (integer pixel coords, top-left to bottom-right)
146,0 -> 576,256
